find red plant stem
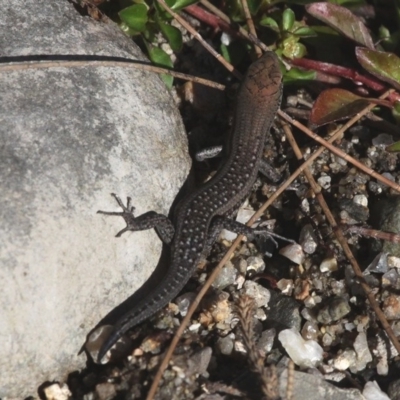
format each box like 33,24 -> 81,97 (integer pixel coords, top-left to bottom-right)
290,57 -> 385,92
185,4 -> 239,37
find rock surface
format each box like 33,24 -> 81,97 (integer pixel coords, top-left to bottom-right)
0,0 -> 190,397
279,369 -> 364,400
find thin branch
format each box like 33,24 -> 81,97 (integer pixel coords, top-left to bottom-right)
239,0 -> 262,57
0,59 -> 225,90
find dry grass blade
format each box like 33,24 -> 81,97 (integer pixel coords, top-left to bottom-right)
0,59 -> 225,90
236,295 -> 279,400
239,0 -> 262,57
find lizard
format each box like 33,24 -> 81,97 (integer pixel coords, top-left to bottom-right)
97,51 -> 283,362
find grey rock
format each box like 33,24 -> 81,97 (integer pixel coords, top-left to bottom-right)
317,297 -> 351,324
267,292 -> 301,331
279,370 -> 364,400
388,378 -> 400,400
377,197 -> 400,257
216,334 -> 235,356
242,281 -> 271,308
212,262 -> 238,289
0,0 -> 189,397
187,347 -> 212,376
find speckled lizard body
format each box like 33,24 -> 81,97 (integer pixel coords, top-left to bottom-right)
97,52 -> 283,362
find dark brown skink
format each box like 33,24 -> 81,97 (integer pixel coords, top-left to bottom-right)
97,52 -> 283,362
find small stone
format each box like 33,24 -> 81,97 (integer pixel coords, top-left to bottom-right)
175,292 -> 196,316
354,315 -> 370,332
353,332 -> 372,372
323,372 -> 346,382
242,281 -> 270,308
303,295 -> 322,308
212,263 -> 237,289
332,349 -> 356,371
95,382 -> 117,400
233,258 -> 247,275
188,323 -> 201,332
322,332 -> 333,347
382,269 -> 400,288
320,256 -> 338,272
235,274 -> 245,289
299,224 -> 318,254
388,256 -> 400,269
279,243 -> 305,265
344,322 -> 356,331
388,378 -> 400,400
187,347 -> 212,376
257,328 -> 276,354
278,328 -> 323,368
301,321 -> 319,341
246,256 -> 265,273
267,293 -> 301,331
216,334 -> 234,356
364,252 -> 389,275
301,307 -> 314,320
317,297 -> 351,324
234,340 -> 247,354
141,332 -> 168,354
294,279 -> 311,300
363,381 -> 390,400
300,198 -> 310,213
372,333 -> 389,375
318,174 -> 331,190
353,194 -> 368,207
277,278 -> 294,295
383,294 -> 400,319
43,383 -> 71,400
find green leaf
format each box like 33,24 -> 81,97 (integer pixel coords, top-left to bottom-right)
119,4 -> 148,33
386,140 -> 400,152
293,26 -> 316,37
259,16 -> 280,32
157,20 -> 183,51
166,0 -> 198,11
147,47 -> 174,88
283,67 -> 316,83
306,2 -> 374,49
119,21 -> 141,36
393,101 -> 400,125
282,8 -> 295,31
356,47 -> 400,90
246,0 -> 263,15
220,44 -> 231,64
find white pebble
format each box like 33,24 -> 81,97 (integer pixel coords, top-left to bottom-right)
279,243 -> 305,265
363,381 -> 390,400
44,383 -> 71,400
278,328 -> 323,368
